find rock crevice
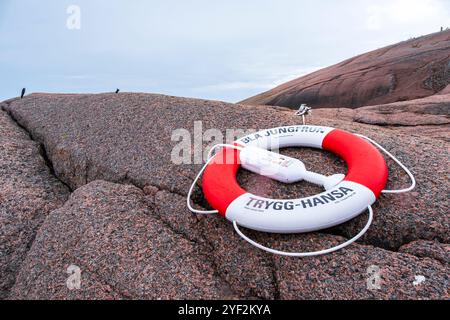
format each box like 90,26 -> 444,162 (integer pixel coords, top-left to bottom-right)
0,103 -> 70,298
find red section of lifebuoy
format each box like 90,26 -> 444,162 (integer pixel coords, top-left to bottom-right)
202,147 -> 245,216
322,129 -> 388,197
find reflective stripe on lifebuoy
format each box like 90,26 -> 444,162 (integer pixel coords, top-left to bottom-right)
202,125 -> 388,234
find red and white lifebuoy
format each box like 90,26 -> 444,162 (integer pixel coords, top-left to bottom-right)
202,125 -> 389,234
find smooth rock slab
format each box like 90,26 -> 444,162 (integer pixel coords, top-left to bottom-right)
0,108 -> 69,298
10,181 -> 234,300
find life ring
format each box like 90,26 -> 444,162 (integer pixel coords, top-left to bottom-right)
202,125 -> 389,234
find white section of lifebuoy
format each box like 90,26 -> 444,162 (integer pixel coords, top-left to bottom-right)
236,125 -> 334,149
225,181 -> 376,234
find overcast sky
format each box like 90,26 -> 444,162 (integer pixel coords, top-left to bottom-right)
0,0 -> 449,102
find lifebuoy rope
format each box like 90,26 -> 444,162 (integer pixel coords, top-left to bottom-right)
355,134 -> 416,194
187,134 -> 415,257
233,206 -> 373,257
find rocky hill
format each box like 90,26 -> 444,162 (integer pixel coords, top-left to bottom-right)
241,31 -> 450,109
1,93 -> 449,299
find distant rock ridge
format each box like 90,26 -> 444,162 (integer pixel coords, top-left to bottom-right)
241,30 -> 450,109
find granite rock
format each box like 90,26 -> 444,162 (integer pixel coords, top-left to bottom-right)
2,92 -> 449,300
0,107 -> 69,298
9,181 -> 449,300
4,93 -> 448,251
9,181 -> 235,300
399,240 -> 449,265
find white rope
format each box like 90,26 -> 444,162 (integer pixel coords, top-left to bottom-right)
233,205 -> 373,257
186,144 -> 243,215
355,134 -> 416,194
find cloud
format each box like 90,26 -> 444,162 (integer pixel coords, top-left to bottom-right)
193,66 -> 323,94
271,67 -> 324,87
365,0 -> 449,31
194,82 -> 273,92
366,6 -> 383,31
63,75 -> 93,80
